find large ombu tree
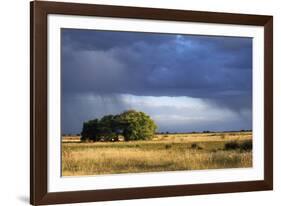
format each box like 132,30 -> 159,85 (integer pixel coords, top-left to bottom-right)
118,110 -> 157,141
81,110 -> 157,141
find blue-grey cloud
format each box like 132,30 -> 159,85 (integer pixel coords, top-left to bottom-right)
61,29 -> 252,133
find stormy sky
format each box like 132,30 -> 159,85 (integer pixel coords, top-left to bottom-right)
61,28 -> 252,134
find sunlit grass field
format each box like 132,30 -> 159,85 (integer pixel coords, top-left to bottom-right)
62,132 -> 252,176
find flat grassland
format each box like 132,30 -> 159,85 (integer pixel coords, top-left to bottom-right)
62,132 -> 252,176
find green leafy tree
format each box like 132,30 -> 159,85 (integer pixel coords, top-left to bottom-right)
99,115 -> 120,141
81,119 -> 100,141
118,110 -> 157,141
81,110 -> 157,142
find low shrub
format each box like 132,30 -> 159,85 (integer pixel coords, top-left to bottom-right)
224,140 -> 253,151
165,144 -> 172,149
240,140 -> 252,151
191,143 -> 203,150
191,143 -> 198,149
224,141 -> 240,150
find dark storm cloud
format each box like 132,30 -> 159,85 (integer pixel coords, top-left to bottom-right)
61,29 -> 252,133
62,29 -> 252,108
62,29 -> 175,51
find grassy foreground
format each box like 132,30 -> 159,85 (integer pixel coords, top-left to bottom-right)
62,132 -> 252,176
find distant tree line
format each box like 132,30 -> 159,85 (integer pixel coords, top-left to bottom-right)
81,110 -> 157,142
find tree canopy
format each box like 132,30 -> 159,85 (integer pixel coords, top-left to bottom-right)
81,110 -> 157,142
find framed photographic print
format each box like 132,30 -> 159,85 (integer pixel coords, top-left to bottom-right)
30,1 -> 273,205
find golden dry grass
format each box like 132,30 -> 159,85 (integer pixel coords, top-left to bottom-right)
62,132 -> 252,176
